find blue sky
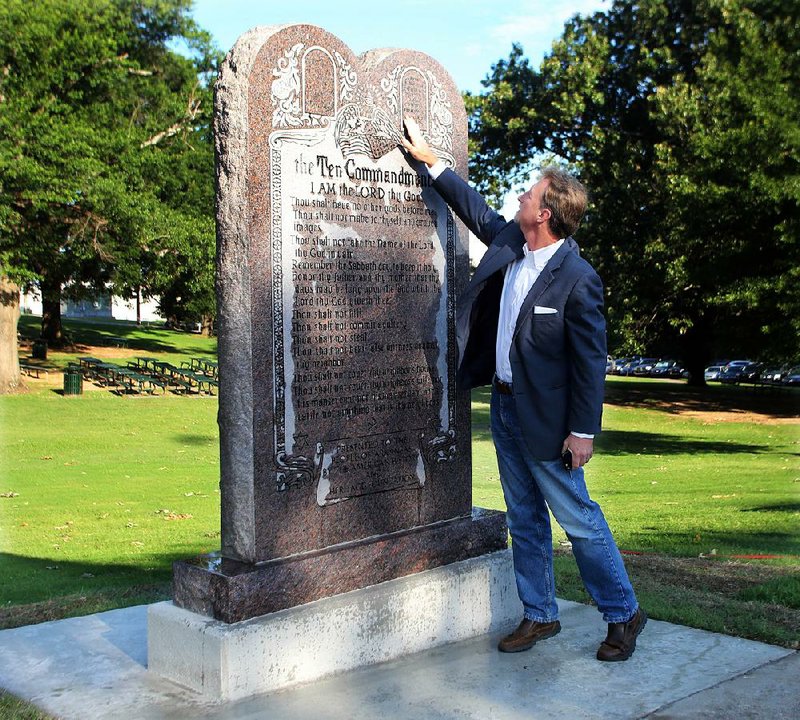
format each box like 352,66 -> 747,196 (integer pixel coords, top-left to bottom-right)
191,0 -> 608,94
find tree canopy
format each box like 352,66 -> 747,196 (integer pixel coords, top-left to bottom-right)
467,0 -> 800,381
0,0 -> 219,347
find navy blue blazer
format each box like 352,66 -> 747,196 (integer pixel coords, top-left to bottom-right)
433,168 -> 607,460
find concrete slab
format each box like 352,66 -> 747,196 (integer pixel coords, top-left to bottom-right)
149,551 -> 521,699
644,651 -> 800,720
0,599 -> 793,720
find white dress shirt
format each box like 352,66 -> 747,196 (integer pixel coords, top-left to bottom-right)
495,240 -> 563,383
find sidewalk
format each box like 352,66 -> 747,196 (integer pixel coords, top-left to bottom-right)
0,599 -> 796,720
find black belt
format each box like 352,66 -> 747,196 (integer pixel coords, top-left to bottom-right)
493,376 -> 513,395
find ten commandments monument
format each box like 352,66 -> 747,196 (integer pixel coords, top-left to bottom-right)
149,25 -> 516,698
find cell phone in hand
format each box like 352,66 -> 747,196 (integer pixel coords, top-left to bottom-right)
561,449 -> 573,471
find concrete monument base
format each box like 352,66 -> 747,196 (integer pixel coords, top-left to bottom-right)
148,548 -> 520,701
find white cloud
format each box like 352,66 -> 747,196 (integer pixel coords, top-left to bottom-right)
488,0 -> 608,61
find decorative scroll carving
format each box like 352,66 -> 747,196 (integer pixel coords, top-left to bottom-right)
275,442 -> 324,492
272,43 -> 358,129
419,429 -> 457,471
426,70 -> 454,153
381,64 -> 455,165
271,43 -> 304,128
333,50 -> 357,104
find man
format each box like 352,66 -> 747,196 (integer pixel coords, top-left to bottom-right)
401,116 -> 646,662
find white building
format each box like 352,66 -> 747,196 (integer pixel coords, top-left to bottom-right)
19,288 -> 163,323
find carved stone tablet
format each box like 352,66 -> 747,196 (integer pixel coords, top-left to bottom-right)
174,25 -> 506,621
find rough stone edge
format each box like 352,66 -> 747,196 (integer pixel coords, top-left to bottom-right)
172,507 -> 507,622
215,25 -> 291,562
148,548 -> 521,701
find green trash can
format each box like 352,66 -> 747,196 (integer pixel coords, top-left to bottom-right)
32,339 -> 48,360
63,370 -> 82,396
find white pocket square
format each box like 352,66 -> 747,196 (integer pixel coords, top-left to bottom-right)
533,306 -> 558,314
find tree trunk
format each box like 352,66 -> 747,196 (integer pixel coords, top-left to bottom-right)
136,286 -> 141,326
201,313 -> 214,337
40,275 -> 65,347
681,322 -> 710,387
0,275 -> 22,394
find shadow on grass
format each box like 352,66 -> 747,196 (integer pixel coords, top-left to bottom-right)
741,503 -> 800,513
604,377 -> 800,419
472,392 -> 766,456
174,433 -> 218,446
624,529 -> 800,556
0,551 -> 209,629
0,552 -> 198,604
594,429 -> 765,456
472,380 -> 799,423
18,315 -> 217,357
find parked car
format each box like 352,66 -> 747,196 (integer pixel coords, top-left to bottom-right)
720,361 -> 763,384
610,357 -> 634,374
617,360 -> 642,376
740,362 -> 765,383
761,367 -> 788,384
782,366 -> 800,386
704,365 -> 724,381
650,360 -> 683,378
606,356 -> 614,374
719,365 -> 747,384
632,358 -> 659,376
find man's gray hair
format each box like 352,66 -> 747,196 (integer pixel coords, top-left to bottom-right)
540,166 -> 588,238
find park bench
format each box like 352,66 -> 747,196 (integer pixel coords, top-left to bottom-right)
20,362 -> 48,378
108,336 -> 128,348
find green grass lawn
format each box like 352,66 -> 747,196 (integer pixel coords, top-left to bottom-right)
2,317 -> 799,647
3,317 -> 220,624
473,383 -> 800,560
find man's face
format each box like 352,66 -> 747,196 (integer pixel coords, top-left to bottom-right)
514,179 -> 549,233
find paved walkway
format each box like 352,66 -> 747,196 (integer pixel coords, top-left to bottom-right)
0,599 -> 796,719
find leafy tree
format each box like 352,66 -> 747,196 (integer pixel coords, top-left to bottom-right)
0,0 -> 218,388
467,0 -> 800,383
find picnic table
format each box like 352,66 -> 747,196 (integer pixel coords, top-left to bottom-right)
181,357 -> 218,378
200,359 -> 218,378
120,372 -> 167,394
78,357 -> 102,378
132,357 -> 159,371
152,361 -> 194,392
94,362 -> 134,386
183,372 -> 218,394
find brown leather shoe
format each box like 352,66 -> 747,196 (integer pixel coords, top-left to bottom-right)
596,607 -> 647,662
498,618 -> 561,653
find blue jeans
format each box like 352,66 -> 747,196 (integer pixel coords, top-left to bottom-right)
490,387 -> 638,623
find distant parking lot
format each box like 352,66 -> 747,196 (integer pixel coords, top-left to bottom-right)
607,356 -> 799,387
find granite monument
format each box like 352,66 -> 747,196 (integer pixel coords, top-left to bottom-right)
171,24 -> 507,624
